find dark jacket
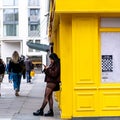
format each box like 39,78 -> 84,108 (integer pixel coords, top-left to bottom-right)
0,63 -> 5,74
25,60 -> 32,72
8,60 -> 23,73
44,63 -> 60,84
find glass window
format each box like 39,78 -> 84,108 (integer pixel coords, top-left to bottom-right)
28,40 -> 33,52
101,32 -> 120,83
28,0 -> 40,6
30,24 -> 38,31
30,9 -> 39,16
3,24 -> 18,36
3,0 -> 18,6
35,39 -> 40,43
28,9 -> 40,23
3,8 -> 19,36
28,24 -> 40,37
28,8 -> 40,37
101,18 -> 120,28
3,9 -> 18,22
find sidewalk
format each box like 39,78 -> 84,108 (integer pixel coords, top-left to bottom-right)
0,74 -> 60,120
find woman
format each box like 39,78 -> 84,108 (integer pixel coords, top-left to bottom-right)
8,51 -> 23,96
0,59 -> 5,96
33,53 -> 60,117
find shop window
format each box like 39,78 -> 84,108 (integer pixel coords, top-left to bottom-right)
101,18 -> 120,28
101,32 -> 120,83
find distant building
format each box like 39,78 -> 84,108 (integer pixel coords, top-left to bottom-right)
0,0 -> 49,69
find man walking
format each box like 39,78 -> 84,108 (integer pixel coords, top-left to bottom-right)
25,58 -> 32,83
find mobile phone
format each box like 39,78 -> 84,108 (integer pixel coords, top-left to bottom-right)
42,64 -> 46,67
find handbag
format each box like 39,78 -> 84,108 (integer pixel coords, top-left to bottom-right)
30,70 -> 35,77
53,83 -> 60,91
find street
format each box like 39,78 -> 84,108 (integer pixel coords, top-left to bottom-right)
0,74 -> 60,120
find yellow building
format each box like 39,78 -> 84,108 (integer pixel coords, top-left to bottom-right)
49,0 -> 120,119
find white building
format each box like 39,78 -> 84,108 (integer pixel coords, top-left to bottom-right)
0,0 -> 49,66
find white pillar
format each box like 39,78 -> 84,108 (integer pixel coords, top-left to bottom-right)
41,51 -> 47,69
19,0 -> 28,56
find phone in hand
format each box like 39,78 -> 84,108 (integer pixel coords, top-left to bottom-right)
42,64 -> 46,68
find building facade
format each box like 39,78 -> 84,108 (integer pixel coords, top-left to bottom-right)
49,0 -> 120,119
0,0 -> 48,66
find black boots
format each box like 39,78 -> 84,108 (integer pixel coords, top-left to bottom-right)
33,109 -> 54,117
44,109 -> 54,117
33,109 -> 43,116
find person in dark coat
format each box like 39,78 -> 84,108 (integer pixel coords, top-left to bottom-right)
9,51 -> 23,96
6,58 -> 13,82
20,55 -> 26,79
25,58 -> 32,83
0,59 -> 5,96
33,53 -> 60,117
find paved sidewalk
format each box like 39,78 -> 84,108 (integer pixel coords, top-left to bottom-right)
0,74 -> 60,120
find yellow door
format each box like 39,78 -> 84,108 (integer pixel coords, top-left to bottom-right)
72,15 -> 100,117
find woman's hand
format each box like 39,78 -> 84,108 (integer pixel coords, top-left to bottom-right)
44,66 -> 49,69
43,64 -> 48,69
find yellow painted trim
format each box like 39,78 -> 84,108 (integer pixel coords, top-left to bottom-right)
74,87 -> 97,90
55,0 -> 120,13
100,28 -> 120,32
59,14 -> 73,119
99,86 -> 120,89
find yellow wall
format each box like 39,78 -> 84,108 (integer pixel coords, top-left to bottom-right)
52,13 -> 120,119
59,14 -> 73,119
50,1 -> 120,118
53,26 -> 61,108
56,0 -> 120,13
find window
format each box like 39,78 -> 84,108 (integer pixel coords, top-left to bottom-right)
28,8 -> 40,37
3,24 -> 18,36
35,39 -> 40,44
28,24 -> 40,36
30,24 -> 38,31
3,9 -> 19,36
30,9 -> 39,16
3,0 -> 18,6
28,0 -> 40,6
28,9 -> 40,23
28,40 -> 33,52
3,9 -> 18,23
101,18 -> 120,28
100,18 -> 120,83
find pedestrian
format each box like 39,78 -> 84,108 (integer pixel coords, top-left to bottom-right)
25,58 -> 32,83
33,53 -> 60,117
20,55 -> 26,79
8,51 -> 23,96
6,58 -> 13,83
0,59 -> 5,96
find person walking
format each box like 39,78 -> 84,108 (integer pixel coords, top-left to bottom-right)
0,59 -> 5,96
20,55 -> 26,79
6,58 -> 13,83
8,51 -> 23,96
33,53 -> 60,117
25,58 -> 32,83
